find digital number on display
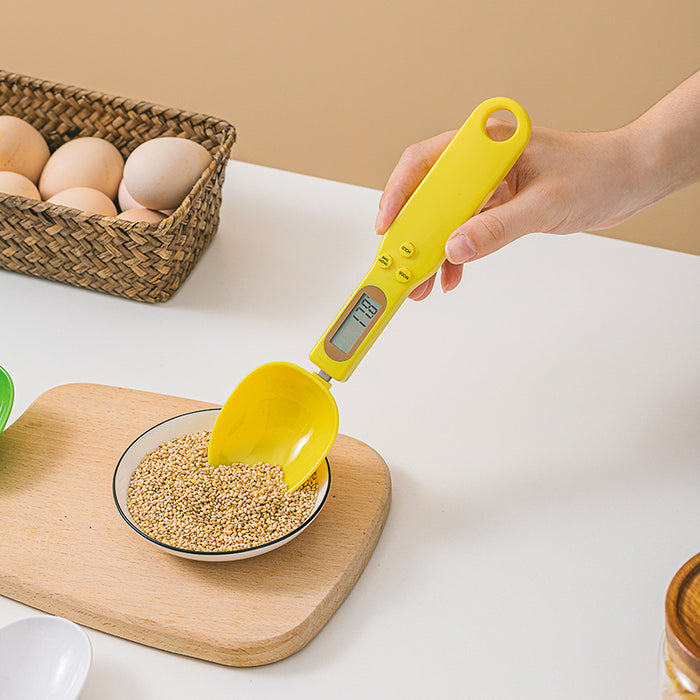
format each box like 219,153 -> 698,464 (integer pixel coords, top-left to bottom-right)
329,293 -> 381,355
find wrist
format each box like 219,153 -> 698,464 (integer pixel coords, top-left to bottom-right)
622,119 -> 681,211
613,121 -> 664,211
622,71 -> 700,206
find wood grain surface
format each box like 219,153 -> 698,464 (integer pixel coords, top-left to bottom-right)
666,552 -> 700,687
0,383 -> 391,666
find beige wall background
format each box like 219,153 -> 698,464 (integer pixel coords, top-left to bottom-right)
2,0 -> 698,253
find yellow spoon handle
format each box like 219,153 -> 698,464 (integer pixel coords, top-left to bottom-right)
310,97 -> 532,382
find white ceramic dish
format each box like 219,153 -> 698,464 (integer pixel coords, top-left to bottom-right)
112,408 -> 330,561
0,615 -> 92,700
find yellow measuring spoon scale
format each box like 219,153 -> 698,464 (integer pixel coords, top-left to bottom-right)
209,97 -> 531,490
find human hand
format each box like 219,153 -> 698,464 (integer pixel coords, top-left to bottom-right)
377,69 -> 700,301
375,121 -> 645,300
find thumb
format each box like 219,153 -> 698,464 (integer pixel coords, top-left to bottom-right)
445,190 -> 543,264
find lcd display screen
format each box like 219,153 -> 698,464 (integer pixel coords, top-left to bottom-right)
329,293 -> 382,355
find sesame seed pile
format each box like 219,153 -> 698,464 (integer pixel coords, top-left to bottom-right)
127,430 -> 319,552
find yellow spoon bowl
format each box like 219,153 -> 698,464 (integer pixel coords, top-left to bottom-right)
208,362 -> 338,490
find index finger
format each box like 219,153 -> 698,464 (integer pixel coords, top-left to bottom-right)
376,129 -> 457,235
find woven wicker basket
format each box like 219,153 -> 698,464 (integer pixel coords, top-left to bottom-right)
0,70 -> 235,302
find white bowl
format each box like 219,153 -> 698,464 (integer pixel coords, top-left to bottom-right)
0,615 -> 92,700
112,408 -> 330,561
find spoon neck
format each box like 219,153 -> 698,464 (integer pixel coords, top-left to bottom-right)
316,370 -> 332,385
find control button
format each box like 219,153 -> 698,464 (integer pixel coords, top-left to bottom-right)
395,267 -> 412,283
399,241 -> 415,258
377,253 -> 393,269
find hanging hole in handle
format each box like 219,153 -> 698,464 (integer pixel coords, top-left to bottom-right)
485,109 -> 518,142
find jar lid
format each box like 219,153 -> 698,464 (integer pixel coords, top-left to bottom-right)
666,552 -> 700,687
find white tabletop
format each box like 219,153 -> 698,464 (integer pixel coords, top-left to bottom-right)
1,160 -> 699,699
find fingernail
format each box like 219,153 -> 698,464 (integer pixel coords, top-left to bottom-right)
445,234 -> 477,263
375,208 -> 382,233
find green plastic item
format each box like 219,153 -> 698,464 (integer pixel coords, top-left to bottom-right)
0,366 -> 14,433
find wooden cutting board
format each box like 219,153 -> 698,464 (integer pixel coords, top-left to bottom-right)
0,383 -> 391,666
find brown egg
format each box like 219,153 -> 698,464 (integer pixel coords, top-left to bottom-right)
0,115 -> 50,184
39,137 -> 124,201
117,178 -> 143,212
116,208 -> 166,223
123,137 -> 212,211
0,171 -> 41,200
47,187 -> 118,217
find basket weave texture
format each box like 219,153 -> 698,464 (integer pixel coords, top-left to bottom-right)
0,70 -> 236,302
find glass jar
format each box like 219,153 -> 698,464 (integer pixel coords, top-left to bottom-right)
660,552 -> 700,699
